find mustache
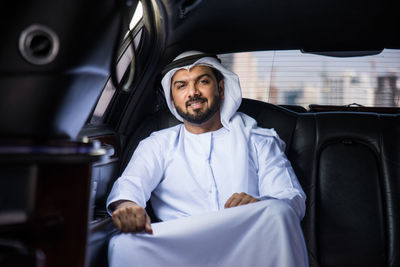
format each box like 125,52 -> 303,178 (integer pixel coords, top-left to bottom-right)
186,96 -> 207,107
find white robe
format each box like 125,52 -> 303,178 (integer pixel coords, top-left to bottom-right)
107,124 -> 306,220
108,200 -> 309,267
106,123 -> 309,267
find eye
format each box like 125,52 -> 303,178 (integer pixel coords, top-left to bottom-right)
199,79 -> 209,84
175,83 -> 185,90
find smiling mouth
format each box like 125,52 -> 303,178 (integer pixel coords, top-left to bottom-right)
186,98 -> 207,108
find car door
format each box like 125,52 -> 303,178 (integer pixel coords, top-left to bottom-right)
84,2 -> 167,265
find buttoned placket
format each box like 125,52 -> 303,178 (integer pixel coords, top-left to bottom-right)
184,128 -> 221,211
203,132 -> 220,211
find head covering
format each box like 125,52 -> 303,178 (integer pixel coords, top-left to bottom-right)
161,51 -> 285,147
160,51 -> 286,195
161,51 -> 242,130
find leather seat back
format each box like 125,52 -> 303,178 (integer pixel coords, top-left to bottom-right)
239,100 -> 400,267
291,113 -> 399,267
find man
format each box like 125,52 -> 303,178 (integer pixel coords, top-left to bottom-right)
107,51 -> 309,267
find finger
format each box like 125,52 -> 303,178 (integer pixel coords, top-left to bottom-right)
145,214 -> 153,234
135,209 -> 145,232
238,195 -> 260,206
224,197 -> 233,208
121,208 -> 137,233
237,195 -> 252,206
227,196 -> 242,208
112,213 -> 122,231
224,193 -> 238,208
119,212 -> 129,233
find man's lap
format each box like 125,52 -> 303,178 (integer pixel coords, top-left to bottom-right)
108,199 -> 307,267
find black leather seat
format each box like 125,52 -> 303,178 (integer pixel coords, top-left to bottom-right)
239,99 -> 400,267
240,100 -> 400,267
292,113 -> 400,266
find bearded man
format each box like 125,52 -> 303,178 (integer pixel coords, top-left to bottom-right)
106,51 -> 309,267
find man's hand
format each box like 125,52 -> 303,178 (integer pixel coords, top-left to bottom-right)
111,201 -> 153,234
224,192 -> 260,208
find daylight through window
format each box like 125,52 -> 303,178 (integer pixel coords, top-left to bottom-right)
219,50 -> 400,108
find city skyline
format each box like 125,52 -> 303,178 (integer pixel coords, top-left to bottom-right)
220,49 -> 400,108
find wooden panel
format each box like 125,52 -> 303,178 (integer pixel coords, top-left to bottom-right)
0,141 -> 104,267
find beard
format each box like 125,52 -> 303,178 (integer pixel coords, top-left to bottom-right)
175,94 -> 222,124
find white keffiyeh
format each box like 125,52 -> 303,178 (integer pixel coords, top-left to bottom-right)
161,51 -> 286,195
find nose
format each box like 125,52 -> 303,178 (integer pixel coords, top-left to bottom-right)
187,82 -> 200,97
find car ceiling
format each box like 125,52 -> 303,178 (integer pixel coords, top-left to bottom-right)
158,0 -> 400,56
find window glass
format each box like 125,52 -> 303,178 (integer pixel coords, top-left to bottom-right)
90,2 -> 143,124
129,1 -> 143,30
219,49 -> 400,108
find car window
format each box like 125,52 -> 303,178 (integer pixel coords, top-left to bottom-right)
219,49 -> 400,108
90,2 -> 143,125
129,1 -> 143,30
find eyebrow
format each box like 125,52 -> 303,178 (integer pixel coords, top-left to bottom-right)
172,73 -> 212,87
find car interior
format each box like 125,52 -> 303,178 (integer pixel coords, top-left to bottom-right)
0,0 -> 399,267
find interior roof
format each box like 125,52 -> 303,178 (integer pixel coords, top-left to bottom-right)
158,0 -> 400,56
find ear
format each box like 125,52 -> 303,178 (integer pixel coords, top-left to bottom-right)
218,80 -> 225,99
170,91 -> 176,108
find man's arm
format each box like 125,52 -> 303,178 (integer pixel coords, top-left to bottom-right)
224,134 -> 305,212
111,200 -> 152,234
256,135 -> 306,218
106,136 -> 165,232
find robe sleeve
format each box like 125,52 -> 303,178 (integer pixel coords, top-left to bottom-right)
106,136 -> 165,215
256,135 -> 306,219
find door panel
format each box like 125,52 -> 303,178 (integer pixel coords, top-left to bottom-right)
77,125 -> 121,220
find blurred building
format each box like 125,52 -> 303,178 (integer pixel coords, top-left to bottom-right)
320,71 -> 374,106
220,50 -> 400,108
231,52 -> 268,102
375,74 -> 399,106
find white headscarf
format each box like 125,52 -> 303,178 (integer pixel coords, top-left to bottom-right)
161,51 -> 285,193
161,51 -> 243,130
162,51 -> 283,140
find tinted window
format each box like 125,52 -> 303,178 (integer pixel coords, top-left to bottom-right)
90,2 -> 143,124
219,50 -> 400,108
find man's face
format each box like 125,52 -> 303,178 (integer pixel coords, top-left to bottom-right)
170,65 -> 224,125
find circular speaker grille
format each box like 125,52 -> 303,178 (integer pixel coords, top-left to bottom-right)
19,24 -> 60,65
